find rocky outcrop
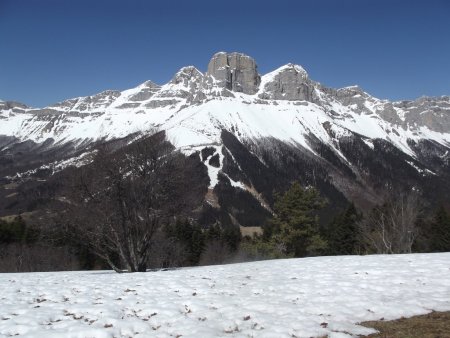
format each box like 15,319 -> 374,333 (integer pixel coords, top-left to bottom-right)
75,90 -> 121,111
142,66 -> 205,108
258,64 -> 316,101
0,101 -> 28,114
335,87 -> 450,133
128,81 -> 161,102
206,52 -> 260,95
0,101 -> 29,110
48,90 -> 121,112
334,86 -> 384,116
395,96 -> 450,134
170,66 -> 204,89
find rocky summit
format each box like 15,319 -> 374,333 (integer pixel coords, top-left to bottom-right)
0,52 -> 449,224
206,52 -> 261,95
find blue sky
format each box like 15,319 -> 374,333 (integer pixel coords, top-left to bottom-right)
1,0 -> 449,107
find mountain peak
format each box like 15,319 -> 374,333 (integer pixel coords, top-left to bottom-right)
171,66 -> 203,84
339,85 -> 363,92
138,80 -> 160,88
0,100 -> 29,110
206,51 -> 261,95
257,63 -> 313,101
269,63 -> 309,79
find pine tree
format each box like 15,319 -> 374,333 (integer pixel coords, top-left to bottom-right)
429,206 -> 450,252
271,182 -> 327,257
222,226 -> 242,252
205,223 -> 223,241
0,216 -> 38,244
326,204 -> 360,255
168,219 -> 205,265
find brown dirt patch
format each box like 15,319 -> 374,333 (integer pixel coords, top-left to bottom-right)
240,226 -> 263,238
360,311 -> 450,337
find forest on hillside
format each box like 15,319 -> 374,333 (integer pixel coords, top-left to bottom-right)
1,133 -> 450,273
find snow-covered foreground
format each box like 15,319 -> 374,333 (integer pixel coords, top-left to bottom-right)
1,253 -> 450,338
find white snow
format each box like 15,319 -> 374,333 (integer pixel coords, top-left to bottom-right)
1,253 -> 450,338
184,145 -> 225,188
7,151 -> 95,180
406,160 -> 436,176
3,88 -> 449,171
362,138 -> 375,150
222,172 -> 246,189
180,144 -> 244,189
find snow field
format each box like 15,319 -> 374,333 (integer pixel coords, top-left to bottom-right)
1,253 -> 450,337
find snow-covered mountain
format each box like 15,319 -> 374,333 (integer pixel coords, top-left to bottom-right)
1,52 -> 449,151
1,52 -> 449,220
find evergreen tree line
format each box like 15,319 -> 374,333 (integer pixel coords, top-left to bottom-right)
0,216 -> 80,272
156,220 -> 242,267
241,182 -> 450,259
0,216 -> 243,272
0,216 -> 39,245
325,200 -> 450,255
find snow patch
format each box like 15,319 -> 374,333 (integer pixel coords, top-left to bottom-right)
406,160 -> 436,176
362,138 -> 375,150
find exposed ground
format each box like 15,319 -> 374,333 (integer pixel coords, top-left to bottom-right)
361,311 -> 450,338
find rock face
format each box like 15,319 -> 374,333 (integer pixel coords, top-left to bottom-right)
395,96 -> 450,134
47,90 -> 121,112
0,101 -> 28,114
142,66 -> 205,109
170,66 -> 204,89
206,52 -> 261,94
259,64 -> 315,101
128,81 -> 161,102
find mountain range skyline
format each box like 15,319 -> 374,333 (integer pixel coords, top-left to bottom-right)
3,50 -> 450,109
2,51 -> 449,146
1,0 -> 450,107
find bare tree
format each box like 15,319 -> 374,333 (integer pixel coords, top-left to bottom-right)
56,131 -> 208,272
359,192 -> 422,254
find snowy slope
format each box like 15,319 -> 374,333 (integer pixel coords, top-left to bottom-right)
1,253 -> 450,338
1,87 -> 448,162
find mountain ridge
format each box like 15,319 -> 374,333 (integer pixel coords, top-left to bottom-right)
1,52 -> 449,220
1,52 -> 449,148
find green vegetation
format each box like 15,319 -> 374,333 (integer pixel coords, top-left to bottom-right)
166,219 -> 205,266
429,206 -> 450,252
269,182 -> 327,257
324,204 -> 361,255
0,215 -> 39,244
241,183 -> 450,261
240,182 -> 328,259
